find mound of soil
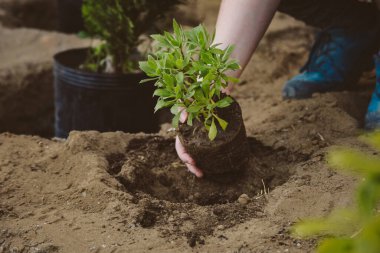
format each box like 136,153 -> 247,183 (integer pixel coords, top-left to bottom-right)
0,26 -> 91,137
0,5 -> 376,252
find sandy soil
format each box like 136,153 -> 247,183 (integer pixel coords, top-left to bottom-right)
0,1 -> 378,252
0,25 -> 91,137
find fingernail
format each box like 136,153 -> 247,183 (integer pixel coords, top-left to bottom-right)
180,111 -> 187,123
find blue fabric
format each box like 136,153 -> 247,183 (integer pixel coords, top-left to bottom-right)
365,55 -> 380,130
282,27 -> 378,99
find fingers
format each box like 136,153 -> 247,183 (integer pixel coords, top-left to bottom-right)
175,136 -> 204,178
221,85 -> 232,95
185,163 -> 204,178
176,108 -> 203,178
175,136 -> 195,165
179,107 -> 188,123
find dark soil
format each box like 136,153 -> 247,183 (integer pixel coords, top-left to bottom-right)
179,100 -> 250,176
110,135 -> 296,206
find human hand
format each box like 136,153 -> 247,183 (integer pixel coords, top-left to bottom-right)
175,109 -> 204,178
174,83 -> 236,178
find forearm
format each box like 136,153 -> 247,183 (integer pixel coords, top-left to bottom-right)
214,0 -> 281,78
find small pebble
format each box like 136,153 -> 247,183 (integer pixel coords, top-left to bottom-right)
297,243 -> 301,248
307,114 -> 316,122
328,101 -> 337,107
217,225 -> 225,230
237,194 -> 250,205
168,216 -> 175,222
309,129 -> 317,136
50,154 -> 58,159
180,212 -> 188,219
311,155 -> 322,162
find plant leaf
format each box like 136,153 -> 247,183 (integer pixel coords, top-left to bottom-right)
187,105 -> 203,113
227,76 -> 240,83
176,72 -> 184,85
187,112 -> 194,126
356,178 -> 380,217
216,96 -> 234,108
154,99 -> 173,112
153,89 -> 172,98
163,73 -> 174,88
214,115 -> 228,130
139,77 -> 158,84
151,34 -> 171,47
318,238 -> 354,253
222,45 -> 234,62
173,19 -> 182,41
139,61 -> 156,77
172,112 -> 181,128
170,104 -> 179,115
328,149 -> 380,177
208,118 -> 217,141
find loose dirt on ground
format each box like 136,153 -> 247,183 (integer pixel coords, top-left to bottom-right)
0,1 -> 377,252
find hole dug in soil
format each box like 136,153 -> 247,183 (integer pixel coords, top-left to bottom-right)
101,135 -> 307,247
106,136 -> 300,206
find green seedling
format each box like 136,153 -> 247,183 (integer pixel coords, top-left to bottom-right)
293,132 -> 380,253
81,0 -> 185,73
139,20 -> 241,140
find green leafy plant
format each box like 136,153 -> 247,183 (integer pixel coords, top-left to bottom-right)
293,132 -> 380,253
81,0 -> 185,73
139,20 -> 240,140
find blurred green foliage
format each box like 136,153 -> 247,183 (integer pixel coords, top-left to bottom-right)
139,20 -> 240,140
293,132 -> 380,253
81,0 -> 185,73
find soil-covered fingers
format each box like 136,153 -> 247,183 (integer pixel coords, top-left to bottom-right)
221,84 -> 233,95
175,136 -> 203,178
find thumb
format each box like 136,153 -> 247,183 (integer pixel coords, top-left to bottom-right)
179,107 -> 188,123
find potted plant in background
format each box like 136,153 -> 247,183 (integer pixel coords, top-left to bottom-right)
53,0 -> 185,138
140,21 -> 250,176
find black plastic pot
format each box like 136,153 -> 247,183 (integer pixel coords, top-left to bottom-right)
53,48 -> 159,138
57,0 -> 84,34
